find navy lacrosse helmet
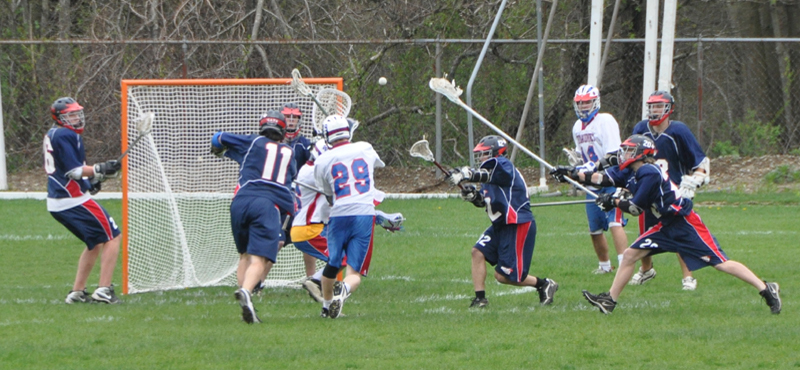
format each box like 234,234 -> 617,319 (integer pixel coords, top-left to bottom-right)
618,134 -> 657,170
259,110 -> 287,141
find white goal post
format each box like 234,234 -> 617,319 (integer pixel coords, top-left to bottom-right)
121,77 -> 342,294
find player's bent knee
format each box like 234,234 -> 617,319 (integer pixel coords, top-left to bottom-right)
322,264 -> 340,279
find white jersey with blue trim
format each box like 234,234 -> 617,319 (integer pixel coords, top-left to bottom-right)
314,141 -> 385,217
572,112 -> 622,177
293,162 -> 330,226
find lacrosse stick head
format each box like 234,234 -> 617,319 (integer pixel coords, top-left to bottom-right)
312,88 -> 352,134
429,77 -> 463,104
137,112 -> 154,134
290,68 -> 313,97
409,139 -> 435,162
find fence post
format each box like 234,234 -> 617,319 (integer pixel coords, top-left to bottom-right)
435,41 -> 442,178
697,35 -> 704,144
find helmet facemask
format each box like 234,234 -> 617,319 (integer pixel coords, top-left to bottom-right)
647,101 -> 673,126
281,103 -> 303,140
58,110 -> 86,134
573,85 -> 601,123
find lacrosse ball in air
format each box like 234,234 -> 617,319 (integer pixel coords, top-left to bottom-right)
378,77 -> 387,85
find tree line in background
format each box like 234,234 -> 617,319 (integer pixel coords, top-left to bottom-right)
1,0 -> 799,172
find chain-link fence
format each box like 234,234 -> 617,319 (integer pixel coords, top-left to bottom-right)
2,38 -> 799,172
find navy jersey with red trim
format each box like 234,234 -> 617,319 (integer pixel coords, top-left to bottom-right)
44,127 -> 90,198
632,120 -> 706,184
216,133 -> 297,214
478,156 -> 532,225
606,163 -> 693,224
287,135 -> 311,170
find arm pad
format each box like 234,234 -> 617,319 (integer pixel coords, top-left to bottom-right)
617,200 -> 644,216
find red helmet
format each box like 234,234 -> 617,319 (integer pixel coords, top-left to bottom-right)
281,103 -> 303,140
51,97 -> 85,134
618,135 -> 657,170
646,91 -> 674,126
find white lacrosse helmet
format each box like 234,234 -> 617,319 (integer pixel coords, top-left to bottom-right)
573,84 -> 601,123
322,115 -> 351,145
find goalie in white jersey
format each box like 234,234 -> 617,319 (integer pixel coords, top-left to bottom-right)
313,115 -> 385,319
569,84 -> 628,274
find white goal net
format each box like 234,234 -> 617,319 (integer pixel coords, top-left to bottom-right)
121,78 -> 341,294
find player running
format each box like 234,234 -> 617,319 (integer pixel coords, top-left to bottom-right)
630,90 -> 710,290
210,110 -> 297,324
45,97 -> 123,304
447,135 -> 559,308
552,135 -> 781,314
313,115 -> 384,319
568,85 -> 628,274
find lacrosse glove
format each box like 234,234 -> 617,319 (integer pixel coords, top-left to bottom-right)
679,174 -> 705,199
89,177 -> 102,195
549,166 -> 577,183
460,184 -> 485,207
447,167 -> 473,186
595,192 -> 616,212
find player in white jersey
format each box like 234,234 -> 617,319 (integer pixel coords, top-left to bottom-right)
313,115 -> 385,319
569,85 -> 628,274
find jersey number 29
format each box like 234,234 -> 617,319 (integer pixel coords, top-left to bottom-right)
331,159 -> 370,199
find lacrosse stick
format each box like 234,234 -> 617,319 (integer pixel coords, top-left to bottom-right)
428,77 -> 599,198
116,112 -> 155,162
409,139 -> 463,190
531,199 -> 594,207
294,180 -> 324,194
290,69 -> 353,132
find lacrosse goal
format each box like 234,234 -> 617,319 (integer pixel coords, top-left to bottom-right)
121,78 -> 342,294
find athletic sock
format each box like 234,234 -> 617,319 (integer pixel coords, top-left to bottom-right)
323,299 -> 331,309
617,255 -> 624,265
599,260 -> 612,271
475,291 -> 486,300
343,282 -> 351,295
533,277 -> 547,289
311,270 -> 323,281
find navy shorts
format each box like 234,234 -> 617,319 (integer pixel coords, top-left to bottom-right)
51,199 -> 121,249
473,220 -> 536,283
631,210 -> 729,271
585,187 -> 627,234
326,215 -> 375,276
230,195 -> 285,262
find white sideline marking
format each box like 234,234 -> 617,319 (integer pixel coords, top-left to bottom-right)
0,234 -> 73,241
379,275 -> 415,282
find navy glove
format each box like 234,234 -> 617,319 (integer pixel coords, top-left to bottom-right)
595,192 -> 616,212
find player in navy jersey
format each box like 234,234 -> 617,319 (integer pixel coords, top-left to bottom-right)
44,97 -> 123,304
447,135 -> 559,308
313,115 -> 384,319
276,102 -> 316,282
630,91 -> 710,290
210,110 -> 297,324
553,135 -> 781,314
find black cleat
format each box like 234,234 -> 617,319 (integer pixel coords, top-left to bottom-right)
235,288 -> 261,324
760,282 -> 782,314
582,290 -> 616,314
469,297 -> 488,308
538,278 -> 559,306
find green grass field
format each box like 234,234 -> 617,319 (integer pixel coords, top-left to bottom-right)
1,193 -> 798,369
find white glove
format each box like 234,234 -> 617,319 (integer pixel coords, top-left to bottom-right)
680,174 -> 705,199
447,166 -> 473,186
